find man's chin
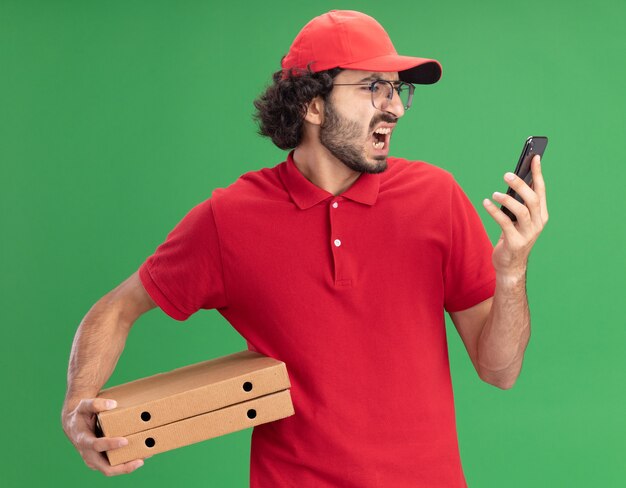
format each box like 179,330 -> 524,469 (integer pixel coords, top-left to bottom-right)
324,144 -> 388,174
363,157 -> 388,174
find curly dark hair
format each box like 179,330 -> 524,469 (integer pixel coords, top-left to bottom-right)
253,65 -> 343,150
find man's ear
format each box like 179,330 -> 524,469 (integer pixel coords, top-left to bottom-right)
304,96 -> 324,126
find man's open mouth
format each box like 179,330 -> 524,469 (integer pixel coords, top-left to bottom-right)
372,127 -> 391,150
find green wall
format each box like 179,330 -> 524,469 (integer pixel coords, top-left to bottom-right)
1,0 -> 623,486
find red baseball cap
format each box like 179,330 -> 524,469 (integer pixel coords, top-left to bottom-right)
281,10 -> 442,84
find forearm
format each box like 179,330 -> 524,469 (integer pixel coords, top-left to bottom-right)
63,293 -> 132,411
477,272 -> 531,389
62,273 -> 154,475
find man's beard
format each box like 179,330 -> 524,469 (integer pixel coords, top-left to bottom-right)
319,99 -> 397,174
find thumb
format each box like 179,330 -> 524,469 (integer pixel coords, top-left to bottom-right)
77,398 -> 118,415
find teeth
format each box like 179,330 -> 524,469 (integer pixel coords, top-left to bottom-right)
373,141 -> 385,149
374,127 -> 391,135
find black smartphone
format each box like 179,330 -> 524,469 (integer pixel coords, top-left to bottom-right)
501,136 -> 548,221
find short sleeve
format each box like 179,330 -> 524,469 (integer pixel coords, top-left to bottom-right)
139,198 -> 227,321
443,179 -> 496,313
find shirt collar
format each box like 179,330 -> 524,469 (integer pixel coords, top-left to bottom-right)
278,151 -> 380,210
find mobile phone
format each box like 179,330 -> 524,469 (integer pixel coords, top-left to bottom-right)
501,136 -> 548,221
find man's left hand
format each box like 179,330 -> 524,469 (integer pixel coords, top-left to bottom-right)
482,155 -> 549,275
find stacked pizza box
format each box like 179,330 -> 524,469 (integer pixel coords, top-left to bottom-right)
96,350 -> 294,466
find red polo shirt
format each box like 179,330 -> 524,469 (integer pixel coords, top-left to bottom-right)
139,152 -> 496,487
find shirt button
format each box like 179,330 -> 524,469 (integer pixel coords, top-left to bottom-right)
334,239 -> 342,247
332,202 -> 339,209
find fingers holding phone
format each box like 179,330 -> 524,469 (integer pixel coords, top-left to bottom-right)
495,160 -> 545,233
500,136 -> 548,222
482,137 -> 549,272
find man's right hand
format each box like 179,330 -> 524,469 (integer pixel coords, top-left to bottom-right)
62,397 -> 144,476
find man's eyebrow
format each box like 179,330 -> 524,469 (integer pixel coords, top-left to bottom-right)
357,73 -> 401,83
357,73 -> 383,82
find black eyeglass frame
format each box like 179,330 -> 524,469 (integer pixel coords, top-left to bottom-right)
333,80 -> 415,110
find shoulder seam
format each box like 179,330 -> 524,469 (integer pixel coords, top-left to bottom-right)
208,198 -> 230,309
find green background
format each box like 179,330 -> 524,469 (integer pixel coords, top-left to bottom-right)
1,0 -> 624,486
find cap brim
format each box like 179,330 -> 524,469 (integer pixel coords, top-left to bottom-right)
339,54 -> 442,85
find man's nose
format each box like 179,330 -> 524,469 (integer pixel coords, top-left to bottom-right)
380,92 -> 405,118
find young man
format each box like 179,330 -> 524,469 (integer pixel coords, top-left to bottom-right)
62,10 -> 548,487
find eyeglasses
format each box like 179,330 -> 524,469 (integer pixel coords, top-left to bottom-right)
333,80 -> 415,111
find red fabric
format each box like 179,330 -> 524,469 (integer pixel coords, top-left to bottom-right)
139,152 -> 495,487
280,10 -> 442,84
